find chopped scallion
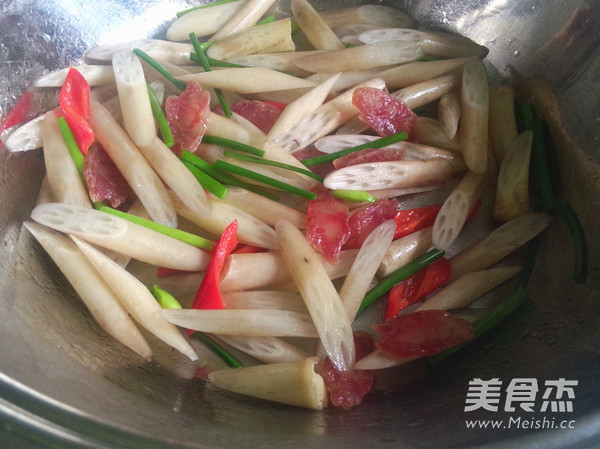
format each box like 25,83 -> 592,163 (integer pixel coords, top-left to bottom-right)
189,33 -> 232,118
189,52 -> 249,68
133,48 -> 187,92
514,235 -> 542,289
202,135 -> 266,157
176,0 -> 239,17
99,206 -> 214,250
358,249 -> 445,314
214,160 -> 317,200
152,284 -> 183,309
182,151 -> 280,201
181,159 -> 229,199
332,189 -> 377,203
223,150 -> 323,183
56,117 -> 84,175
302,131 -> 409,167
556,200 -> 589,283
146,82 -> 174,148
193,333 -> 243,368
256,13 -> 276,25
530,117 -> 555,212
516,102 -> 587,283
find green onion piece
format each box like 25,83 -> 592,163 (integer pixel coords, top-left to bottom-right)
530,117 -> 555,212
193,333 -> 243,368
146,82 -> 174,148
92,201 -> 108,210
181,151 -> 279,201
182,150 -> 226,178
517,103 -> 586,283
256,13 -> 276,25
290,19 -> 299,35
189,53 -> 293,75
176,0 -> 239,17
202,135 -> 266,157
515,103 -> 555,211
56,117 -> 84,175
542,121 -> 562,198
515,103 -> 534,132
198,40 -> 215,52
206,57 -> 246,68
152,284 -> 182,309
133,48 -> 187,92
358,249 -> 445,314
190,52 -> 249,68
472,287 -> 529,338
99,206 -> 213,251
189,33 -> 232,118
214,160 -> 317,200
556,200 -> 589,283
428,287 -> 529,365
56,117 -> 102,207
332,189 -> 377,203
181,159 -> 229,199
302,131 -> 409,167
223,150 -> 324,183
514,235 -> 542,289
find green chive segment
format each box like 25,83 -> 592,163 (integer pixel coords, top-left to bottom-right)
332,189 -> 377,203
302,131 -> 409,167
202,135 -> 266,157
189,32 -> 232,118
181,150 -> 278,200
176,0 -> 239,18
152,284 -> 183,309
56,117 -> 84,175
146,82 -> 174,148
214,160 -> 317,200
181,159 -> 229,200
133,48 -> 186,92
358,249 -> 445,314
193,333 -> 243,368
223,150 -> 323,183
99,206 -> 213,250
189,53 -> 249,68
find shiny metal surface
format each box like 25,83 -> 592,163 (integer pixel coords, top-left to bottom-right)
1,1 -> 599,448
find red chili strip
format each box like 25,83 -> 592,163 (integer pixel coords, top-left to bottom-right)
188,220 -> 239,322
59,68 -> 94,154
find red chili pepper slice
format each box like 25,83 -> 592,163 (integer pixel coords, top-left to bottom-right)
0,91 -> 33,138
393,203 -> 442,239
262,101 -> 287,112
156,267 -> 197,278
231,244 -> 267,254
393,199 -> 482,240
385,257 -> 452,319
189,220 -> 239,315
59,68 -> 94,154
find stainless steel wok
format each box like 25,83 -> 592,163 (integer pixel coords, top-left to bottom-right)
0,0 -> 599,447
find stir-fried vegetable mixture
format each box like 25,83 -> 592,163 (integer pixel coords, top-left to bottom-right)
2,0 -> 588,411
